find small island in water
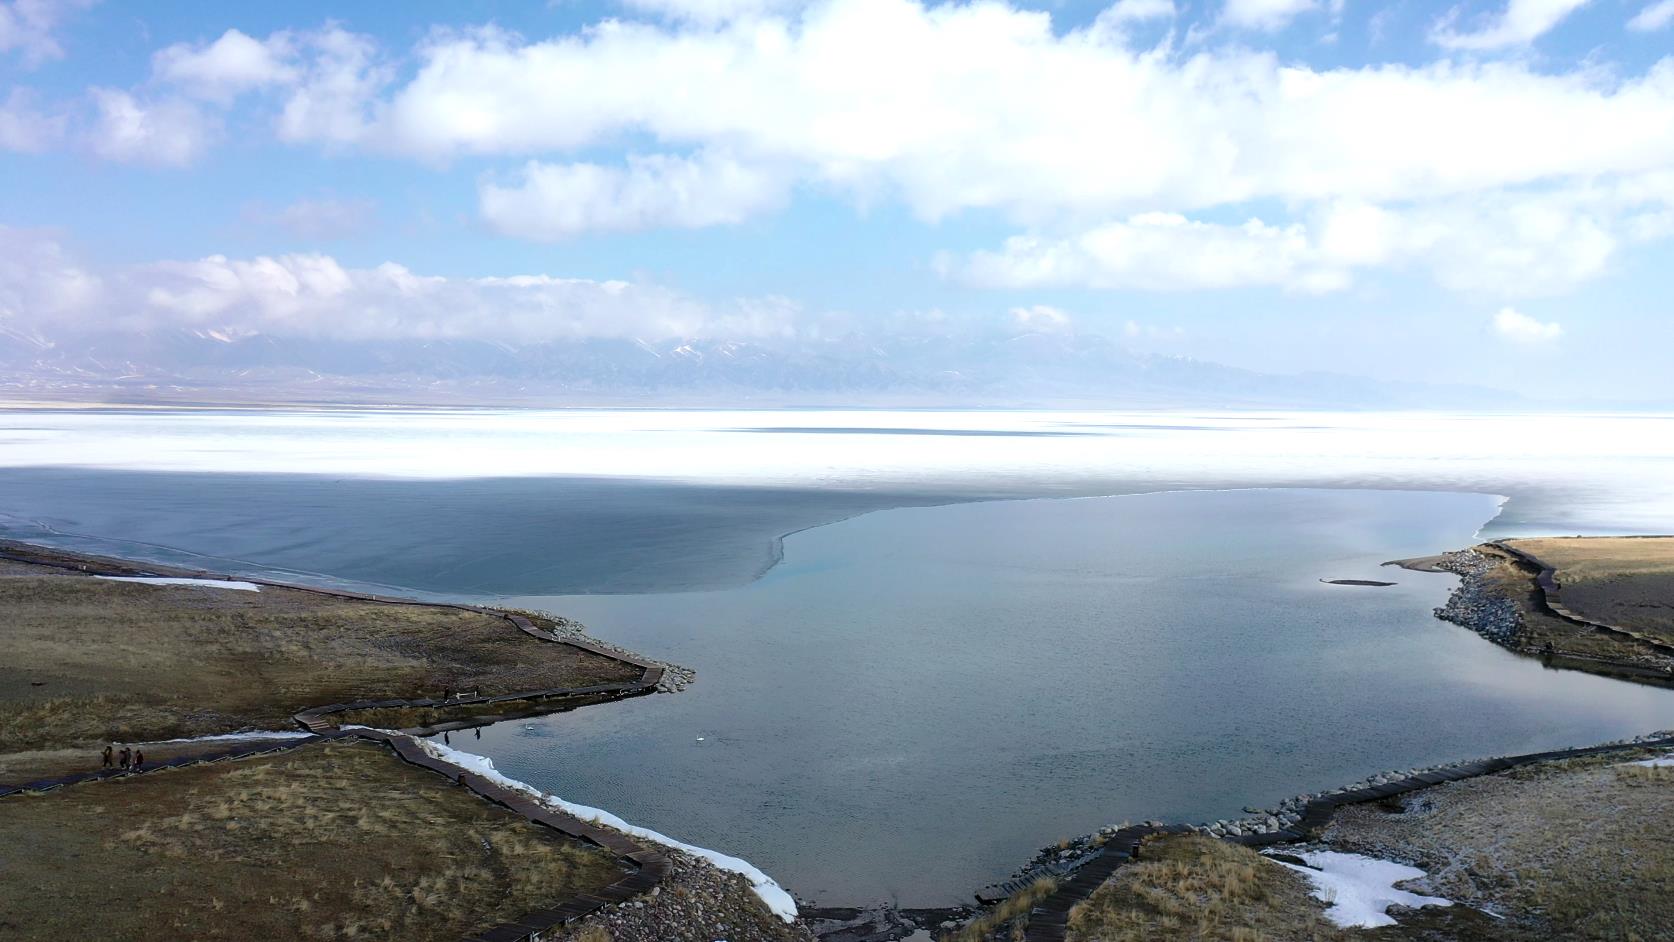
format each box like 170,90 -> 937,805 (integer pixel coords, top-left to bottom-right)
4,533 -> 1673,941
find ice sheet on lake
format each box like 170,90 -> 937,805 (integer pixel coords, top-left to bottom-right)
96,576 -> 262,591
1270,849 -> 1452,928
8,409 -> 1674,535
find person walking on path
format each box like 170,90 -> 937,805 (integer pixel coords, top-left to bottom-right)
118,746 -> 131,769
101,744 -> 113,768
132,750 -> 144,771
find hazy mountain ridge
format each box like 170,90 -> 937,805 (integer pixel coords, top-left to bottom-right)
0,326 -> 1519,409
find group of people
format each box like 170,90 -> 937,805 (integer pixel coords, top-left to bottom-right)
100,744 -> 144,771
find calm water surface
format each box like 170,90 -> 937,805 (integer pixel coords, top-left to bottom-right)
478,488 -> 1674,905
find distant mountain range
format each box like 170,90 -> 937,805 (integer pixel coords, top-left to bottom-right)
0,324 -> 1521,409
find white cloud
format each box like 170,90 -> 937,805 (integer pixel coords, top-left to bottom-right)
1492,306 -> 1563,342
0,227 -> 101,325
1009,304 -> 1072,330
153,29 -> 298,102
963,213 -> 1347,293
299,0 -> 1674,226
956,177 -> 1667,295
621,0 -> 804,23
480,152 -> 790,238
0,86 -> 62,152
74,26 -> 385,166
273,27 -> 389,144
35,0 -> 1674,299
0,226 -> 794,343
1097,0 -> 1176,26
245,197 -> 376,240
1629,0 -> 1674,30
0,0 -> 94,67
87,88 -> 217,166
1431,0 -> 1592,49
1223,0 -> 1320,31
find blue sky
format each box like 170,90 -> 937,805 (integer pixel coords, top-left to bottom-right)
1,0 -> 1672,399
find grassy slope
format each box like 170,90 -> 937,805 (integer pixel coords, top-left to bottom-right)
0,557 -> 640,753
1326,754 -> 1674,941
1066,835 -> 1347,942
0,740 -> 624,941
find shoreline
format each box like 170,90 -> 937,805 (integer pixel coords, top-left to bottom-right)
0,538 -> 807,941
969,536 -> 1674,940
11,530 -> 1674,940
1400,543 -> 1674,687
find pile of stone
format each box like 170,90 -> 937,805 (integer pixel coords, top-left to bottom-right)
1430,550 -> 1523,646
569,849 -> 816,942
539,612 -> 697,691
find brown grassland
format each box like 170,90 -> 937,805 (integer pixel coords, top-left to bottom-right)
0,740 -> 624,941
1065,835 -> 1348,942
1505,536 -> 1674,646
1468,543 -> 1674,667
0,550 -> 640,761
1325,752 -> 1674,941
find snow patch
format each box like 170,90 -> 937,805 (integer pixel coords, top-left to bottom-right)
1630,754 -> 1674,767
145,730 -> 315,744
396,732 -> 798,923
97,576 -> 262,592
1270,849 -> 1451,928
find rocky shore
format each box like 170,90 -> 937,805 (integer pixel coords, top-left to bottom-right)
562,849 -> 816,942
1427,549 -> 1524,646
987,726 -> 1674,924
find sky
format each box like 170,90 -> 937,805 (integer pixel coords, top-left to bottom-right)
0,0 -> 1671,400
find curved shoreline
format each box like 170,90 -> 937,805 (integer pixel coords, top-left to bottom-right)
1011,539 -> 1674,940
0,539 -> 789,941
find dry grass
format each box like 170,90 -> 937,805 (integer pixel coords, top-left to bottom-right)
945,876 -> 1058,942
1507,537 -> 1674,645
0,551 -> 641,756
0,739 -> 624,941
1066,836 -> 1345,942
1328,751 -> 1674,941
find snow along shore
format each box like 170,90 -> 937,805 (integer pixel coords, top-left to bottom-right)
399,731 -> 798,923
96,576 -> 262,592
146,730 -> 316,744
1269,849 -> 1452,928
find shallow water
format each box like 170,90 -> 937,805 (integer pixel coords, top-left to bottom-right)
5,410 -> 1674,905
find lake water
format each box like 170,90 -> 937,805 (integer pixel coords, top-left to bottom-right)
5,409 -> 1674,905
484,488 -> 1674,904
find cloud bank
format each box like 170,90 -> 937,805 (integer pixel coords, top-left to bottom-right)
0,227 -> 795,344
10,0 -> 1674,300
